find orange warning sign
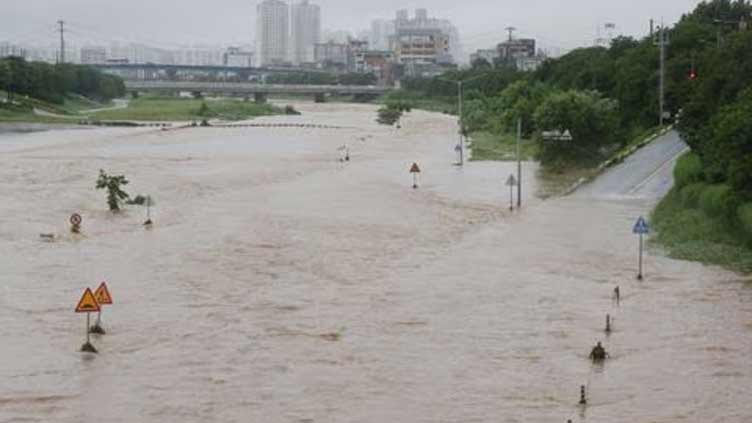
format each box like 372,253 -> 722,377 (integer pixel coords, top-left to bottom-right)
410,163 -> 421,173
75,288 -> 100,313
94,282 -> 113,305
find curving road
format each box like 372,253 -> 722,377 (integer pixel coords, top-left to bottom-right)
575,130 -> 689,200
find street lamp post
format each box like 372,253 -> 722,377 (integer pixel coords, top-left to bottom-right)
438,74 -> 489,166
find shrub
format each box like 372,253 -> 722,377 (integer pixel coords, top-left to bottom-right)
679,182 -> 708,209
284,105 -> 301,115
738,203 -> 752,238
698,184 -> 731,218
95,170 -> 130,212
673,152 -> 704,188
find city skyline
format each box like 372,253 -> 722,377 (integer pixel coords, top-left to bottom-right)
2,0 -> 698,58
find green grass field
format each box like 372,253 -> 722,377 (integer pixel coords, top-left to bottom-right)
92,97 -> 281,121
467,131 -> 537,162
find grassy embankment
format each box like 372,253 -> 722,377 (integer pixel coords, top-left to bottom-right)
651,152 -> 752,273
91,96 -> 281,122
0,92 -> 108,123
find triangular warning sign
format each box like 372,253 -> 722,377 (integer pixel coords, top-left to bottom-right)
410,163 -> 421,173
75,288 -> 100,313
94,282 -> 113,305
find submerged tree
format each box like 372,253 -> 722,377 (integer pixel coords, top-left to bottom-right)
376,101 -> 412,126
96,170 -> 130,212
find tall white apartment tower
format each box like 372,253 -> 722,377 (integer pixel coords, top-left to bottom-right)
257,0 -> 290,66
291,0 -> 321,65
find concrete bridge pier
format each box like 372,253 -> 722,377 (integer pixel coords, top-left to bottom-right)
254,93 -> 268,104
314,93 -> 326,103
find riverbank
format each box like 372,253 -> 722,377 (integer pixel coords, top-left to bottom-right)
651,153 -> 752,273
90,96 -> 284,121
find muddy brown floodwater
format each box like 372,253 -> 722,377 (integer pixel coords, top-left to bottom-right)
1,102 -> 750,423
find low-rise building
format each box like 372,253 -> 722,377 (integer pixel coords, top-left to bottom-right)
497,38 -> 536,60
314,40 -> 349,68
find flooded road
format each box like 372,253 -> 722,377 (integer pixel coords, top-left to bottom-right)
1,103 -> 750,422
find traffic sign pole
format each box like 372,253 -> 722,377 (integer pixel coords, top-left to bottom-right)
509,184 -> 514,211
517,118 -> 522,209
638,233 -> 644,280
633,216 -> 649,280
86,313 -> 91,345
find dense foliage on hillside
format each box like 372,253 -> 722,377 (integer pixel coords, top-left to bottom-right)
0,57 -> 125,104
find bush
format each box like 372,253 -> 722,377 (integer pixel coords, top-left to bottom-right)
738,203 -> 752,238
284,105 -> 301,115
679,182 -> 708,209
673,152 -> 704,188
698,184 -> 731,218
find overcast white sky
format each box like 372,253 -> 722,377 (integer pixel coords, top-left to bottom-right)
2,0 -> 701,54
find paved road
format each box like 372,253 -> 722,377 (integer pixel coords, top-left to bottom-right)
575,130 -> 688,200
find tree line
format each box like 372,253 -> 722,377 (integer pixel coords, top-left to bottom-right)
0,56 -> 126,104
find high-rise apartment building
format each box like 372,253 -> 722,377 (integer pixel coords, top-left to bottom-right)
291,0 -> 320,65
256,0 -> 289,66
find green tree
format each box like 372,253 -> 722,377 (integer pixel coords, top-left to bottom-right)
376,101 -> 412,126
198,102 -> 211,117
702,88 -> 752,199
496,79 -> 551,136
471,57 -> 492,70
96,170 -> 130,212
534,90 -> 621,167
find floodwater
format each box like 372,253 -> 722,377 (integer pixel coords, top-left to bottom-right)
1,102 -> 750,423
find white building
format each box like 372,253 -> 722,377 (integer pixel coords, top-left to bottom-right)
291,0 -> 320,65
256,0 -> 290,66
80,46 -> 107,64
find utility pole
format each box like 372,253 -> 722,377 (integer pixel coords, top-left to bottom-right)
458,80 -> 464,166
654,25 -> 669,127
516,117 -> 522,209
58,20 -> 65,64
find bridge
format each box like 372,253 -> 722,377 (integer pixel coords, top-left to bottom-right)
92,63 -> 330,80
124,81 -> 393,103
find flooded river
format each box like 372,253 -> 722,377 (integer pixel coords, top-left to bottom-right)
1,103 -> 750,422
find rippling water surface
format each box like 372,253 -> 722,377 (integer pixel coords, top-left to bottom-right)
1,103 -> 750,422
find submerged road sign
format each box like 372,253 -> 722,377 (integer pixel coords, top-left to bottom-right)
76,288 -> 100,313
94,282 -> 113,305
410,162 -> 421,189
70,213 -> 82,226
506,174 -> 518,211
633,216 -> 649,280
633,216 -> 650,234
75,288 -> 100,353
